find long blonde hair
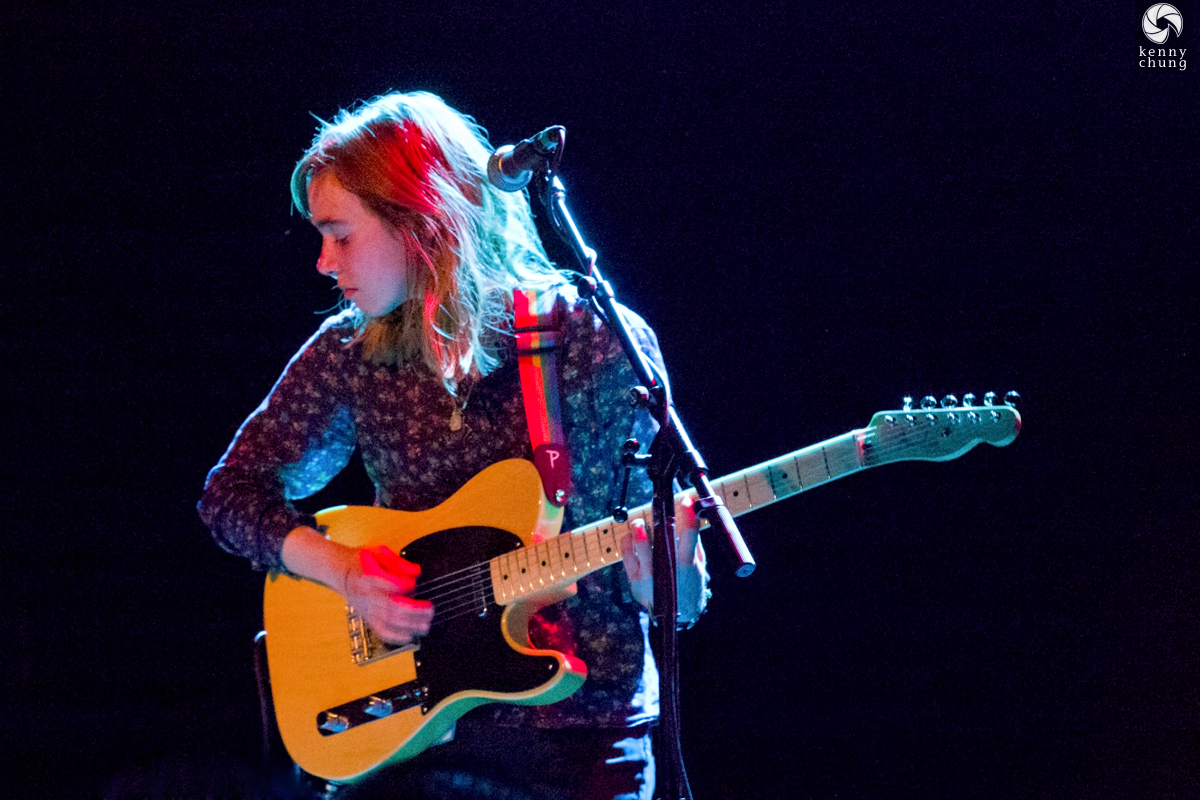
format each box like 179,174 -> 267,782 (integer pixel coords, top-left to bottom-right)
291,92 -> 564,391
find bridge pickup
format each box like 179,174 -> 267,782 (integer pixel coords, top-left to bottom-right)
316,681 -> 427,736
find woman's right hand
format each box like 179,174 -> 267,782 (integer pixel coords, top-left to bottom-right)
342,545 -> 435,646
282,526 -> 434,646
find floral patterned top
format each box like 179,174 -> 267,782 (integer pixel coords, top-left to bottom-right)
198,286 -> 664,728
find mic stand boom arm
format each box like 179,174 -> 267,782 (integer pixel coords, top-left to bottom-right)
539,172 -> 756,577
534,167 -> 756,800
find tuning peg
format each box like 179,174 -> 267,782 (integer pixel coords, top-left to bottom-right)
962,393 -> 977,407
920,395 -> 938,410
1004,390 -> 1021,408
983,391 -> 997,407
902,395 -> 913,412
940,394 -> 958,409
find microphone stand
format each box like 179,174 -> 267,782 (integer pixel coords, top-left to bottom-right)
531,156 -> 756,800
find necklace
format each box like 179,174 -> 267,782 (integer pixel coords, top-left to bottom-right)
449,379 -> 475,431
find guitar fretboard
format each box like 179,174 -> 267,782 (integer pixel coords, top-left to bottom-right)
489,428 -> 870,605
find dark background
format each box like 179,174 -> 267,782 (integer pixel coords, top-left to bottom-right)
4,2 -> 1196,798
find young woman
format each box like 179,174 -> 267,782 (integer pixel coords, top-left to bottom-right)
199,91 -> 707,800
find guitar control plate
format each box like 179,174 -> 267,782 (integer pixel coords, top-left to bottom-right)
317,681 -> 428,736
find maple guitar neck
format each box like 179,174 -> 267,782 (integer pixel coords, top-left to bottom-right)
490,401 -> 1021,606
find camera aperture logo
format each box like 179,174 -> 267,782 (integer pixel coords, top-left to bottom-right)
1140,4 -> 1186,70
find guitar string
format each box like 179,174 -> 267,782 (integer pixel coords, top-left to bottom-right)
713,414 -> 1010,492
407,515 -> 631,602
414,530 -> 611,607
427,566 -> 490,626
410,537 -> 580,599
408,522 -> 632,628
413,420 -> 1004,606
381,416 -> 1012,625
368,415 -> 1014,634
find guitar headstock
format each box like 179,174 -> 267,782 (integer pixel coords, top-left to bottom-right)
864,391 -> 1022,465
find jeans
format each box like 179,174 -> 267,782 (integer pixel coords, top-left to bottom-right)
340,717 -> 655,800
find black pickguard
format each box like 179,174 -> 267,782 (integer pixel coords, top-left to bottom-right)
401,527 -> 561,710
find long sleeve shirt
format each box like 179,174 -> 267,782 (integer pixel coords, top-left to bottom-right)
199,287 -> 669,728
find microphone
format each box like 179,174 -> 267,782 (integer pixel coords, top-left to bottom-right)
487,126 -> 564,191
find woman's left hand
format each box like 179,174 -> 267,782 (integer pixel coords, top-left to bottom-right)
619,519 -> 654,610
618,495 -> 704,615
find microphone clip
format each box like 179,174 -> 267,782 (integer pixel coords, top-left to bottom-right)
488,126 -> 565,192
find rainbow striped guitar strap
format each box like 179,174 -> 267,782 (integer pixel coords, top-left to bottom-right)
513,287 -> 572,509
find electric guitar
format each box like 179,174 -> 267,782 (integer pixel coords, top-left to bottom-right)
264,396 -> 1021,782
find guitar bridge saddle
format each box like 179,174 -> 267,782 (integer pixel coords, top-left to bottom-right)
347,606 -> 417,665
